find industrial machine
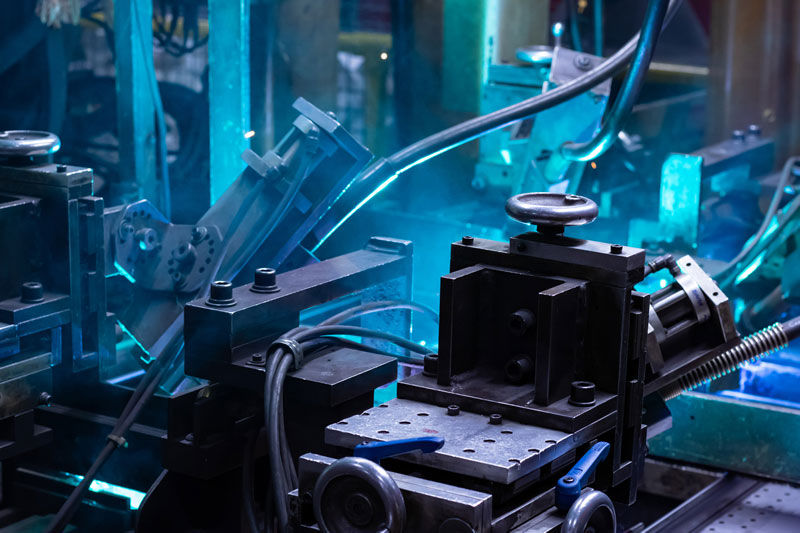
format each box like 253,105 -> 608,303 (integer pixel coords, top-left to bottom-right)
2,0 -> 800,532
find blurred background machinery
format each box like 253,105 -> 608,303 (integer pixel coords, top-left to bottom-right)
2,0 -> 800,532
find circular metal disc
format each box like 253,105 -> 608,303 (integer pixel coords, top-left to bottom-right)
0,130 -> 61,157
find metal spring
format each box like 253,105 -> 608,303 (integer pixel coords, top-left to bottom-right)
661,322 -> 789,401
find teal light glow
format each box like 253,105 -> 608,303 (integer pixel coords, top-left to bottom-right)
63,472 -> 145,510
18,468 -> 145,510
138,241 -> 147,251
312,172 -> 400,252
312,134 -> 481,252
113,260 -> 136,284
659,278 -> 668,289
762,217 -> 779,241
785,186 -> 795,194
500,149 -> 512,165
116,319 -> 151,357
734,252 -> 765,285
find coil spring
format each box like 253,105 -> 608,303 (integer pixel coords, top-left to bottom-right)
662,322 -> 789,401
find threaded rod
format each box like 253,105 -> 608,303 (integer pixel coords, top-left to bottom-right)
661,322 -> 791,401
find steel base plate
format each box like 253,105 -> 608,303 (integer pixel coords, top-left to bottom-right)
325,398 -> 614,485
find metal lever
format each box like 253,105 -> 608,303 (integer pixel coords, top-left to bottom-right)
354,436 -> 444,463
555,441 -> 610,510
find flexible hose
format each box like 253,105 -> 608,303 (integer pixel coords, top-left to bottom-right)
560,0 -> 669,161
716,157 -> 800,288
661,317 -> 800,401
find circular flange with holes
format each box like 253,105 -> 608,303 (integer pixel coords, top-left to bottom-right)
313,456 -> 406,533
505,193 -> 598,234
0,131 -> 61,157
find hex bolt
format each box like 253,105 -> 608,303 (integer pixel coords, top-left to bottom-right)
564,194 -> 583,204
569,381 -> 596,406
56,164 -> 67,173
564,476 -> 575,483
731,129 -> 746,142
191,226 -> 208,244
461,236 -> 474,245
573,55 -> 592,71
206,280 -> 236,307
38,392 -> 52,406
509,309 -> 536,336
610,244 -> 623,254
489,413 -> 503,425
21,281 -> 44,303
251,267 -> 280,293
747,124 -> 762,137
447,405 -> 461,416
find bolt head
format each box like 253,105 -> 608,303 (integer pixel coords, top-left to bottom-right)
462,236 -> 474,245
447,405 -> 461,416
610,244 -> 623,254
489,413 -> 503,425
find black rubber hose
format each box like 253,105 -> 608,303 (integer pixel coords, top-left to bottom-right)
47,336 -> 183,533
560,0 -> 669,161
782,315 -> 800,341
309,0 -> 683,247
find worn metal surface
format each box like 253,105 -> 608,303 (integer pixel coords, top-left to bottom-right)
649,392 -> 800,482
694,482 -> 800,532
326,397 -> 585,484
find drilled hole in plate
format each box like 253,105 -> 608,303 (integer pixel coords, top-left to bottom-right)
528,448 -> 539,453
209,248 -> 215,254
545,439 -> 556,444
399,421 -> 411,425
463,448 -> 475,453
686,262 -> 692,266
508,458 -> 520,463
378,404 -> 389,408
483,439 -> 495,443
417,413 -> 429,417
199,267 -> 205,273
360,412 -> 370,416
501,430 -> 513,435
209,240 -> 215,246
378,430 -> 389,434
337,421 -> 348,425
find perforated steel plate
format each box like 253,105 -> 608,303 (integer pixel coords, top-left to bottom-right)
698,482 -> 800,533
325,398 -> 604,484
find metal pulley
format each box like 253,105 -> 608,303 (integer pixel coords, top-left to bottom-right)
0,130 -> 61,157
505,192 -> 598,234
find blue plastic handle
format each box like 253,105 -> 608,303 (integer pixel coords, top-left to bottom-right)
555,441 -> 611,510
353,436 -> 445,463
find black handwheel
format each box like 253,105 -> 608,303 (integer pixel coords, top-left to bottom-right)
561,490 -> 616,533
506,192 -> 598,234
313,457 -> 406,533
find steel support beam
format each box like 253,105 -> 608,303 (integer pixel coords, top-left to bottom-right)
114,0 -> 157,205
208,0 -> 251,204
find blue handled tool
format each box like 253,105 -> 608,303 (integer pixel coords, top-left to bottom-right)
354,436 -> 445,463
555,441 -> 611,510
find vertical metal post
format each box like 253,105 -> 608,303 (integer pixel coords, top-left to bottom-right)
209,0 -> 251,204
114,0 -> 156,205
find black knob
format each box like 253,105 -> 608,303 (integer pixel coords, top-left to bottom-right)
569,381 -> 596,406
207,280 -> 236,307
251,267 -> 280,293
21,281 -> 44,303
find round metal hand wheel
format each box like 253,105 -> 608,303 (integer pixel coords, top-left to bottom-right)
313,457 -> 406,533
0,130 -> 61,157
561,490 -> 617,533
505,192 -> 598,234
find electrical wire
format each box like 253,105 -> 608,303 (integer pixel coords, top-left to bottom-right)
560,0 -> 669,161
715,157 -> 800,287
47,327 -> 185,533
319,299 -> 439,327
309,0 -> 683,249
594,0 -> 604,56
